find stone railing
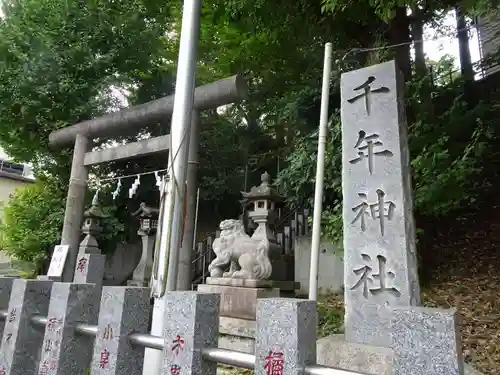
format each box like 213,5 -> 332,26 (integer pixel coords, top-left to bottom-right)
0,277 -> 369,375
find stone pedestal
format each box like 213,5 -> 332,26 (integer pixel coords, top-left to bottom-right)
128,203 -> 158,287
197,277 -> 280,354
198,278 -> 279,320
317,334 -> 483,375
73,253 -> 106,285
127,233 -> 155,287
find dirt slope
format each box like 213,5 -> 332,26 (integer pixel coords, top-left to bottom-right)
418,200 -> 500,374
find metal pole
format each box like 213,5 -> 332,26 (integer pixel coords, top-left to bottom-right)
192,187 -> 200,251
163,0 -> 201,292
146,0 -> 202,373
308,42 -> 332,301
177,111 -> 200,290
201,348 -> 255,369
129,333 -> 165,350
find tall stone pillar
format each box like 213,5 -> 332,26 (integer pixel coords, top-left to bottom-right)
61,134 -> 90,282
177,110 -> 200,290
129,203 -> 159,287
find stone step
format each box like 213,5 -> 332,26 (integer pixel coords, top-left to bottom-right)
0,262 -> 20,277
317,334 -> 485,375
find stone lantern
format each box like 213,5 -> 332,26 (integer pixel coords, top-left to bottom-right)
128,202 -> 159,286
79,191 -> 105,254
135,202 -> 159,236
241,171 -> 283,257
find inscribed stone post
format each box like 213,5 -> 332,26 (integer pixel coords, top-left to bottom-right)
254,298 -> 316,375
73,253 -> 105,321
0,277 -> 14,339
341,60 -> 420,347
161,292 -> 220,375
38,283 -> 98,375
73,253 -> 106,285
391,306 -> 464,375
90,286 -> 151,375
0,279 -> 53,374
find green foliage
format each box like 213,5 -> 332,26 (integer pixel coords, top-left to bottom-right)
0,177 -> 125,272
276,71 -> 493,244
275,115 -> 345,243
0,0 -> 175,265
0,0 -> 173,172
317,294 -> 344,338
427,54 -> 461,86
0,178 -> 65,269
275,116 -> 342,206
0,0 -> 498,261
408,91 -> 490,216
198,113 -> 247,203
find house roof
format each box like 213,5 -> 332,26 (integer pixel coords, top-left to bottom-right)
0,170 -> 35,183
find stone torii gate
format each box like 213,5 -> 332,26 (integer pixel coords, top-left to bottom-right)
48,75 -> 248,285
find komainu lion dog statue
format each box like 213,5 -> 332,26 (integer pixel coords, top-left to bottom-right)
208,219 -> 272,280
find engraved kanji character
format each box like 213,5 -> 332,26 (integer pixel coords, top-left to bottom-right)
170,364 -> 181,375
38,360 -> 50,375
370,189 -> 395,236
264,350 -> 285,375
347,76 -> 390,115
8,308 -> 16,322
46,317 -> 63,332
351,192 -> 371,232
43,339 -> 53,353
76,257 -> 87,273
350,253 -> 401,298
49,359 -> 58,370
99,349 -> 110,368
171,335 -> 185,355
102,324 -> 113,340
351,189 -> 395,236
349,130 -> 393,174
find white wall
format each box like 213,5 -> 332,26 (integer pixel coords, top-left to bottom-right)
476,9 -> 500,77
294,235 -> 344,296
0,177 -> 35,265
0,147 -> 35,267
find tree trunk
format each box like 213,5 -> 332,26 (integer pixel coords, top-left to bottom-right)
455,6 -> 477,108
411,6 -> 434,118
275,121 -> 285,174
388,7 -> 412,82
456,6 -> 474,82
412,9 -> 426,79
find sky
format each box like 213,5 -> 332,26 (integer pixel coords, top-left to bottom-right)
423,11 -> 480,69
